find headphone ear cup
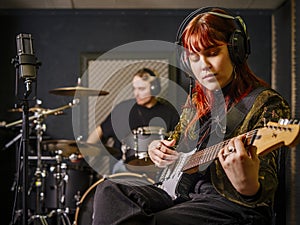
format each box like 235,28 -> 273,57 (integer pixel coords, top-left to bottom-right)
228,30 -> 247,64
150,78 -> 161,96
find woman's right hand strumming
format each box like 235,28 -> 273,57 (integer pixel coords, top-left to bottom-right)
148,139 -> 179,168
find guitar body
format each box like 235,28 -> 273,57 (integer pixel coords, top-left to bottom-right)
173,173 -> 201,203
157,150 -> 196,199
157,150 -> 214,201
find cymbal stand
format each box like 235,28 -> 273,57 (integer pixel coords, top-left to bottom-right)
46,150 -> 71,225
28,110 -> 48,225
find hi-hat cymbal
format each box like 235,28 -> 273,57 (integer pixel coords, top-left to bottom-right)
49,86 -> 109,96
42,139 -> 101,157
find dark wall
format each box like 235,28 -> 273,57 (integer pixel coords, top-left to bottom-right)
275,1 -> 300,225
274,3 -> 292,104
0,9 -> 272,139
0,9 -> 272,225
0,10 -> 189,140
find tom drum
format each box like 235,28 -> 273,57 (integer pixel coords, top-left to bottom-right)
121,126 -> 165,167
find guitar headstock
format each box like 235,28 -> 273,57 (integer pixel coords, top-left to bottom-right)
254,119 -> 300,155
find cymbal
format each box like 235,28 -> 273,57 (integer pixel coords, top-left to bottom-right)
8,106 -> 55,113
5,100 -> 79,128
49,86 -> 109,96
42,139 -> 100,157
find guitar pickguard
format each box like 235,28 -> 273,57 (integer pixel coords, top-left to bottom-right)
157,150 -> 196,199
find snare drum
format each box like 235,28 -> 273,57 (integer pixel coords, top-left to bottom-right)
121,126 -> 165,167
73,172 -> 154,225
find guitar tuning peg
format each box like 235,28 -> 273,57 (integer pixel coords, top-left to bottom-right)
288,119 -> 300,125
292,119 -> 299,124
279,118 -> 289,125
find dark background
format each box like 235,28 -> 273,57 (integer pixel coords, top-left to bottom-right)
0,1 -> 298,224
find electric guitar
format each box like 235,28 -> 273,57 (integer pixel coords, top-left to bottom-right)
158,119 -> 300,200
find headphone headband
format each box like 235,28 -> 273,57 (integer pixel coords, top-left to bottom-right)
141,68 -> 157,78
176,7 -> 250,65
176,7 -> 247,42
206,11 -> 235,19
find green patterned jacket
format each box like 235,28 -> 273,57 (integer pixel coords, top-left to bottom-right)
170,88 -> 290,208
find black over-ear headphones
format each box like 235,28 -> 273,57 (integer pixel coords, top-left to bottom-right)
176,7 -> 251,68
141,68 -> 161,96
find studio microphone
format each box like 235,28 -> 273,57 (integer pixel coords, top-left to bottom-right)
16,33 -> 38,79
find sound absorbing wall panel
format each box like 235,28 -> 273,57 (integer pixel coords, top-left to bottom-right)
86,59 -> 169,136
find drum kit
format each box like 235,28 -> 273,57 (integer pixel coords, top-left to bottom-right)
5,83 -> 109,225
5,81 -> 166,225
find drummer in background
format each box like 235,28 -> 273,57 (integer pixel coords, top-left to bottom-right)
86,68 -> 180,173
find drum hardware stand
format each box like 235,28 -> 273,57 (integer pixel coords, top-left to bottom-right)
46,150 -> 71,225
9,104 -> 49,225
27,109 -> 48,225
6,100 -> 80,225
5,130 -> 23,194
133,129 -> 139,159
3,132 -> 23,151
121,143 -> 128,162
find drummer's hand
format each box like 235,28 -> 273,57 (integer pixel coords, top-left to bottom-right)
148,139 -> 179,168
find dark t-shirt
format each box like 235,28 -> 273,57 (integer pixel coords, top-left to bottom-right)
100,98 -> 179,157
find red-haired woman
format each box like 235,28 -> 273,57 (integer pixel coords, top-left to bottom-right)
92,7 -> 290,225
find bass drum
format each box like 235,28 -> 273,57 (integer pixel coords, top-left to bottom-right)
73,172 -> 155,225
45,159 -> 95,215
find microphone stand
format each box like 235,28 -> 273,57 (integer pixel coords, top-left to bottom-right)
9,77 -> 34,225
12,44 -> 39,225
21,95 -> 30,225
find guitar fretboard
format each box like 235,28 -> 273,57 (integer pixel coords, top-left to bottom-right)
182,129 -> 258,172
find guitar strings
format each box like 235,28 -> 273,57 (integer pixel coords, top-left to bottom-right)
182,129 -> 258,171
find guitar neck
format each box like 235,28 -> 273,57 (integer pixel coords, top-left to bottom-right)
182,129 -> 258,174
182,120 -> 300,174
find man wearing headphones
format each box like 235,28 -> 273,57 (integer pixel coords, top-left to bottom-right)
92,7 -> 290,225
87,68 -> 179,173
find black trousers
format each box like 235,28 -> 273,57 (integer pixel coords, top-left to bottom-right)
92,175 -> 271,225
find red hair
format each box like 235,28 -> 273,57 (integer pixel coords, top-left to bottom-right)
181,9 -> 268,137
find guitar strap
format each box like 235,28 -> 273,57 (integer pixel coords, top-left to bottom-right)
191,86 -> 268,151
224,86 -> 268,138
